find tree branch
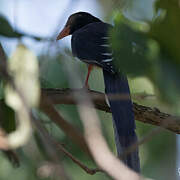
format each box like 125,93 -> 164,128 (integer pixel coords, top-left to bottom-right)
42,88 -> 180,134
53,139 -> 103,175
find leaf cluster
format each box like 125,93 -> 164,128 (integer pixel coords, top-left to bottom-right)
111,0 -> 180,104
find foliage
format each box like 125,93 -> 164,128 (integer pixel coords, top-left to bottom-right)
0,0 -> 179,180
111,0 -> 180,105
111,16 -> 151,76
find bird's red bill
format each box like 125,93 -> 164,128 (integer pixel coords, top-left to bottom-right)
56,26 -> 70,40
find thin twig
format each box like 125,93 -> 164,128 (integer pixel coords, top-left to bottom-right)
32,114 -> 70,180
3,150 -> 20,167
33,113 -> 101,175
121,114 -> 174,159
53,138 -> 103,175
121,127 -> 162,159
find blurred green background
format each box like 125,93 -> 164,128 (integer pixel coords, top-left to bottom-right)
0,0 -> 179,179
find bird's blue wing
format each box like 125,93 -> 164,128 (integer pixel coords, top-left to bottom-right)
71,22 -> 115,73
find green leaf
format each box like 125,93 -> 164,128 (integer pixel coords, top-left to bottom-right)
0,14 -> 43,40
150,0 -> 180,64
0,15 -> 22,38
111,7 -> 180,105
147,0 -> 180,104
111,21 -> 152,77
0,99 -> 15,133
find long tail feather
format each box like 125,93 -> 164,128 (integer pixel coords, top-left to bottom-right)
103,70 -> 140,172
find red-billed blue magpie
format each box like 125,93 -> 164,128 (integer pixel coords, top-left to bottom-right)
56,12 -> 140,172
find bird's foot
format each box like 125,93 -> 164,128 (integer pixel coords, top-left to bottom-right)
83,83 -> 90,90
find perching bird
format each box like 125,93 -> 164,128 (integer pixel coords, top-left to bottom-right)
56,12 -> 140,172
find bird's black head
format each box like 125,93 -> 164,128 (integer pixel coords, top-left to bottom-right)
56,12 -> 101,40
66,12 -> 102,34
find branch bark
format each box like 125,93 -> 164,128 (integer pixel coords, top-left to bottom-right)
42,88 -> 180,134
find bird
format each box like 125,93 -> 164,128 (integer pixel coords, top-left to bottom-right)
56,12 -> 140,172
